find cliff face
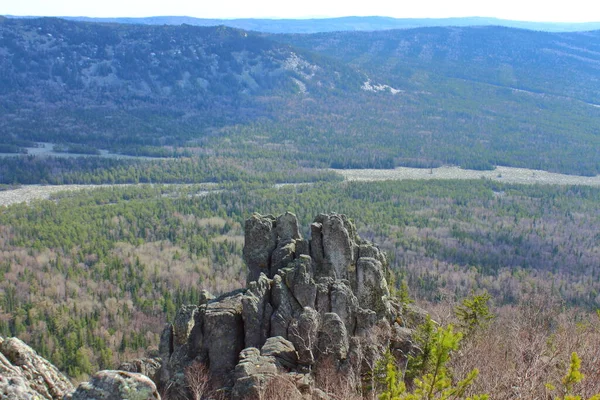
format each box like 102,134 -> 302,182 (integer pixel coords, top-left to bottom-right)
158,212 -> 422,399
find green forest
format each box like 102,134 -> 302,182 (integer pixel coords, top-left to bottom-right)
1,179 -> 599,379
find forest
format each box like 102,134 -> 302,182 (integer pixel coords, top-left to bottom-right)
2,18 -> 600,175
0,179 -> 599,390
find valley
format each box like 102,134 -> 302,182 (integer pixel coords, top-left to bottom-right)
2,165 -> 600,207
1,13 -> 600,399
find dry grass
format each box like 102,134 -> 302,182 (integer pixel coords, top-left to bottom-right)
335,166 -> 600,186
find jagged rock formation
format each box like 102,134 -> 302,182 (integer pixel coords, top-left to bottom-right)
158,212 -> 422,399
0,336 -> 74,400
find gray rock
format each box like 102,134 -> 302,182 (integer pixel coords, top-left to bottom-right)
261,336 -> 298,370
329,281 -> 359,335
390,325 -> 415,357
203,291 -> 246,374
314,277 -> 333,316
155,212 -> 418,398
173,305 -> 198,346
270,239 -> 296,277
199,290 -> 215,305
317,313 -> 349,361
242,273 -> 273,349
283,255 -> 317,309
295,238 -> 310,258
69,370 -> 160,400
322,214 -> 354,280
355,308 -> 378,336
270,274 -> 302,339
118,358 -> 162,383
0,374 -> 42,400
275,212 -> 301,241
231,348 -> 278,400
0,336 -> 73,400
356,257 -> 390,315
309,222 -> 325,271
244,213 -> 277,282
288,307 -> 320,366
157,324 -> 174,385
187,305 -> 208,362
358,243 -> 386,266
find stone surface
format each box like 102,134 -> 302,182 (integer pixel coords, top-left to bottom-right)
0,336 -> 73,400
261,336 -> 298,370
242,273 -> 273,349
271,239 -> 297,277
118,358 -> 162,383
275,212 -> 301,241
329,281 -> 359,335
322,214 -> 354,280
68,370 -> 160,400
244,213 -> 277,282
203,291 -> 246,374
283,255 -> 317,309
288,307 -> 320,366
231,348 -> 278,400
270,274 -> 302,338
173,305 -> 198,346
356,257 -> 390,315
317,313 -> 349,360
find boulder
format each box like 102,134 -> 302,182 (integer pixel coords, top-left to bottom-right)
68,370 -> 160,400
231,348 -> 278,400
261,336 -> 298,370
0,336 -> 73,400
118,357 -> 162,382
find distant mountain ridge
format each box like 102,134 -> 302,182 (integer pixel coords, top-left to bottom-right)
5,15 -> 600,33
1,17 -> 600,175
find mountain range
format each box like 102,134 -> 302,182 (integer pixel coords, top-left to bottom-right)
7,15 -> 600,33
1,16 -> 599,175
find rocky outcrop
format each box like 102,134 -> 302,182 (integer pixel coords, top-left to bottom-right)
117,357 -> 162,383
158,212 -> 418,399
0,336 -> 73,400
0,336 -> 163,400
68,370 -> 160,400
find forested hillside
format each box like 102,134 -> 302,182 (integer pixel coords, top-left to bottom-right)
1,18 -> 600,176
1,180 -> 599,379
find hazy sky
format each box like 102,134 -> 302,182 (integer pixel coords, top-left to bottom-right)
1,0 -> 598,22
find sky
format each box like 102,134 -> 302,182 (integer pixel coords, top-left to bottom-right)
1,0 -> 598,23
